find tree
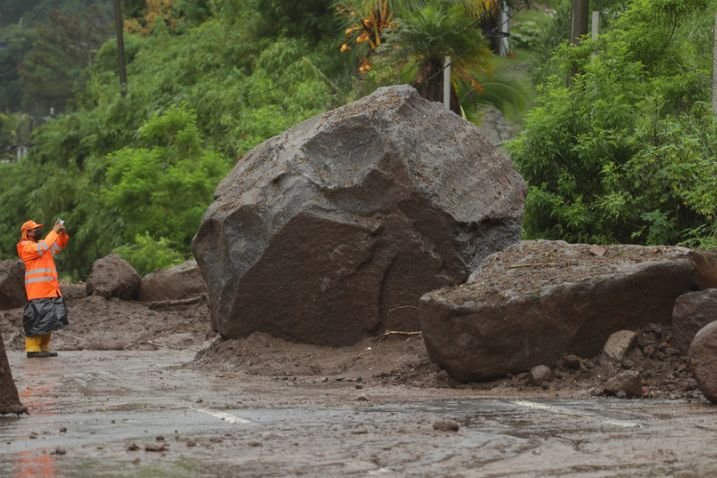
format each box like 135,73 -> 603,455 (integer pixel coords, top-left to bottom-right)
509,0 -> 717,247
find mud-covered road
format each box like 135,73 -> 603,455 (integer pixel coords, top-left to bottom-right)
2,349 -> 717,478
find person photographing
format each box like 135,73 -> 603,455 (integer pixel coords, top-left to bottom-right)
16,219 -> 70,358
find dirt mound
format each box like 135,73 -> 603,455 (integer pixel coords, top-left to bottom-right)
0,293 -> 214,352
189,322 -> 703,400
191,331 -> 449,387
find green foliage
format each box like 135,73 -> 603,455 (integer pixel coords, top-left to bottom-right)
115,233 -> 184,276
510,0 -> 717,248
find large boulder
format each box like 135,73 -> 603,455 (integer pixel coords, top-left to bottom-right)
193,85 -> 527,345
420,240 -> 716,381
139,260 -> 206,302
0,260 -> 25,310
0,334 -> 25,415
86,254 -> 140,300
672,289 -> 717,353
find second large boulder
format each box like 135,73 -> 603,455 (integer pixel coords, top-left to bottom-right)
193,85 -> 527,345
139,260 -> 206,302
420,241 -> 714,381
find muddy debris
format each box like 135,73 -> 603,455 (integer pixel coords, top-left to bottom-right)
688,321 -> 717,404
145,442 -> 168,452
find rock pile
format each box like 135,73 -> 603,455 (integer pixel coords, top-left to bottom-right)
193,85 -> 526,346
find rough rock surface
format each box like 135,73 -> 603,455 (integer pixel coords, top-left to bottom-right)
688,321 -> 717,404
0,260 -> 25,310
604,370 -> 643,398
0,333 -> 25,414
193,85 -> 527,345
603,330 -> 638,362
86,254 -> 140,300
139,260 -> 206,302
672,289 -> 717,353
420,240 -> 715,381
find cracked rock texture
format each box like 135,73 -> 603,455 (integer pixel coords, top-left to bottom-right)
193,85 -> 526,345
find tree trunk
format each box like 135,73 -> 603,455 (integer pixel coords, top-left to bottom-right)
415,61 -> 461,115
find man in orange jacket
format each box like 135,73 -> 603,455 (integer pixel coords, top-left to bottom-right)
16,220 -> 70,358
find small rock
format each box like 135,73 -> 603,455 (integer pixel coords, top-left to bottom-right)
59,427 -> 67,433
621,359 -> 636,369
127,443 -> 140,451
131,458 -> 140,465
616,390 -> 627,399
155,435 -> 165,442
52,447 -> 66,455
432,419 -> 460,432
603,330 -> 637,362
563,354 -> 582,370
247,441 -> 263,447
145,443 -> 168,452
530,365 -> 553,386
589,387 -> 604,397
356,396 -> 368,402
186,440 -> 197,448
605,370 -> 643,398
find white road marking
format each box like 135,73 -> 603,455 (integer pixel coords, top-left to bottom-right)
510,400 -> 640,428
196,408 -> 253,424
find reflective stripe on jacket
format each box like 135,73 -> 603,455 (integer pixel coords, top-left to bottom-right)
16,230 -> 70,300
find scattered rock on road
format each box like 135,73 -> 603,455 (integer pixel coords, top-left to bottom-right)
193,85 -> 526,346
420,241 -> 712,381
605,370 -> 643,398
603,330 -> 638,362
688,321 -> 717,404
86,254 -> 140,300
433,419 -> 460,432
139,260 -> 206,302
0,260 -> 25,310
672,289 -> 717,353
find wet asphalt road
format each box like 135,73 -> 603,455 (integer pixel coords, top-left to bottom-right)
2,350 -> 717,477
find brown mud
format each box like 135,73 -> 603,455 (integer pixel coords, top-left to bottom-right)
0,284 -> 707,402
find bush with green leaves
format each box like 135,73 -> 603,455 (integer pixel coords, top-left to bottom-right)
510,0 -> 717,247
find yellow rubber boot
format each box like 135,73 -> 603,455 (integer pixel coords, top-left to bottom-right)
25,336 -> 42,353
40,333 -> 52,352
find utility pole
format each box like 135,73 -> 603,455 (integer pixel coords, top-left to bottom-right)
570,0 -> 589,45
498,0 -> 510,57
592,11 -> 600,41
713,12 -> 717,114
114,0 -> 128,97
443,56 -> 451,111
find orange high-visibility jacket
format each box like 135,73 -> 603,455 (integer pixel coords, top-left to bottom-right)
16,230 -> 70,300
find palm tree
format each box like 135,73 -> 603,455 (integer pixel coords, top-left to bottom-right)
336,1 -> 526,116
